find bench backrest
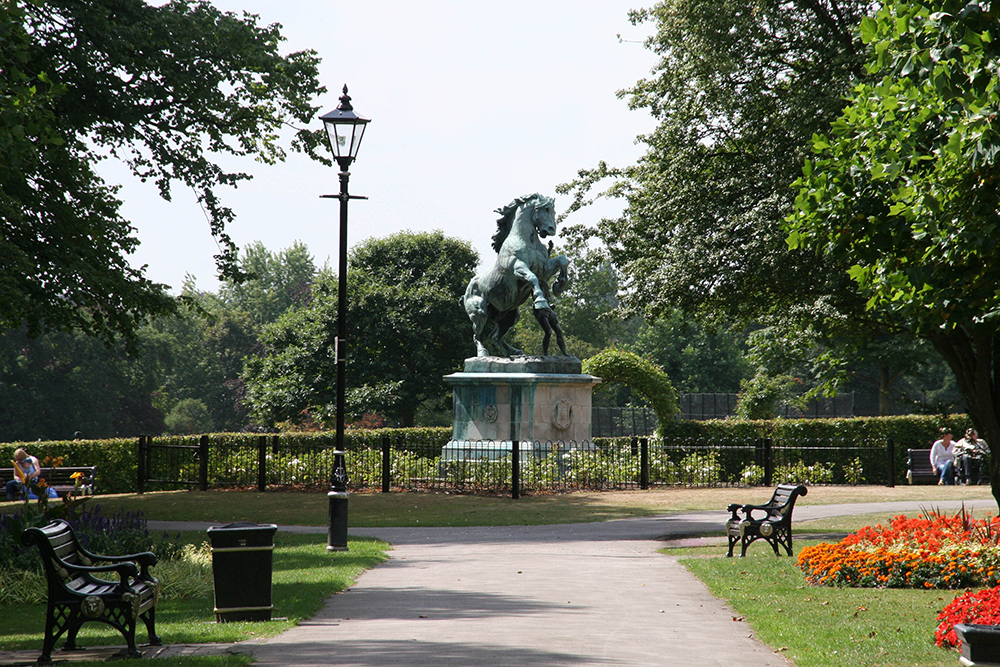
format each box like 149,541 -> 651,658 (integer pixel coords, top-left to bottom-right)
907,449 -> 933,469
763,483 -> 808,519
21,520 -> 90,590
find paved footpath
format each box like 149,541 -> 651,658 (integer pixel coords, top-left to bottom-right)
248,499 -> 993,667
1,499 -> 992,666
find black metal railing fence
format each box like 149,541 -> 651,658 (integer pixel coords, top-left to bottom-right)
137,434 -> 903,496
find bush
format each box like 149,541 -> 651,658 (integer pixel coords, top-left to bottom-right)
0,505 -> 184,577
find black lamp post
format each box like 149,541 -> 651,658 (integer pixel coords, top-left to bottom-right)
320,85 -> 369,552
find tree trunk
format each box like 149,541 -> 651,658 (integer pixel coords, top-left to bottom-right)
928,326 -> 1000,512
876,364 -> 903,416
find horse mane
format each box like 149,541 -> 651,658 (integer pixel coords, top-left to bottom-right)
490,193 -> 553,253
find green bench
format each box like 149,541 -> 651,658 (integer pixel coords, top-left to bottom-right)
22,519 -> 161,663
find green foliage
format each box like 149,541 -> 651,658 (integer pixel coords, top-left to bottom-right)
583,348 -> 679,427
244,231 -> 479,427
558,0 -> 868,327
2,1 -> 326,344
786,0 -> 1000,484
0,327 -> 166,440
774,460 -> 834,485
844,457 -> 866,485
164,399 -> 214,435
735,373 -> 805,420
631,314 -> 748,393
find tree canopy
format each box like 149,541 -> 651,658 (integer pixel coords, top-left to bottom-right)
559,0 -> 868,325
243,231 -> 479,428
787,0 -> 1000,500
0,0 -> 325,345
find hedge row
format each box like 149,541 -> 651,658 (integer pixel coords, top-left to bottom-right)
1,427 -> 452,494
0,417 -> 973,494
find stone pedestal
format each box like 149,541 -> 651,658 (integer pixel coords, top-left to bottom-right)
443,356 -> 601,460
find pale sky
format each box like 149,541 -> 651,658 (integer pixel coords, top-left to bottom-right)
113,1 -> 658,292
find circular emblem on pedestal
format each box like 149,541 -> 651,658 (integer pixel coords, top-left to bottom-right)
551,399 -> 572,431
484,404 -> 498,423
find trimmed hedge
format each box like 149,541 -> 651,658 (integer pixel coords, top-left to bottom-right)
0,417 -> 974,492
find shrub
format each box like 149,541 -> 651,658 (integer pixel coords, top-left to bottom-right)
844,457 -> 865,485
774,460 -> 834,485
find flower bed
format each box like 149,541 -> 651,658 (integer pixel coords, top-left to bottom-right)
798,509 -> 1000,590
935,587 -> 1000,648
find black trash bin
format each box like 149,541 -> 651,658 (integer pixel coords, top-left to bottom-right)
207,521 -> 278,622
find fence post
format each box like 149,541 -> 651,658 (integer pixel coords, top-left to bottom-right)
887,437 -> 896,488
199,435 -> 209,492
511,440 -> 520,500
640,437 -> 649,490
382,436 -> 391,493
763,438 -> 773,487
257,435 -> 267,492
136,435 -> 146,495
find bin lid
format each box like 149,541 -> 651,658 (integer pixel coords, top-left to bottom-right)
207,521 -> 278,532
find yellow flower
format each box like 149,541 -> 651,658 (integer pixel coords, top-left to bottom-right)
70,472 -> 84,480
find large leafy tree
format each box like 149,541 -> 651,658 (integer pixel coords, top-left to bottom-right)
244,231 -> 479,428
787,0 -> 1000,501
555,0 -> 942,402
0,0 -> 325,345
559,0 -> 869,324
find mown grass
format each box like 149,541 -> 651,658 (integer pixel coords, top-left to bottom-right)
0,532 -> 388,653
1,483 -> 992,527
665,509 -> 986,667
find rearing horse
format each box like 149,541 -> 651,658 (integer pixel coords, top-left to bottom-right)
462,194 -> 569,357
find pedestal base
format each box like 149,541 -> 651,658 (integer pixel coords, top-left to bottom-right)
444,357 -> 601,446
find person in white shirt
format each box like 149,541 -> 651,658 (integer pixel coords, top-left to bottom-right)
930,428 -> 956,485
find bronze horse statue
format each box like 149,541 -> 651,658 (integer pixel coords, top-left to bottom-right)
462,194 -> 569,357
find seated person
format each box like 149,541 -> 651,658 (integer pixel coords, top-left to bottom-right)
6,448 -> 41,500
955,428 -> 989,485
930,428 -> 957,485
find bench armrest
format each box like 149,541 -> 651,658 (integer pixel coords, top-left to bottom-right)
80,548 -> 158,569
62,560 -> 139,581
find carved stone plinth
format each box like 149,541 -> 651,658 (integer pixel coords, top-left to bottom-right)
443,356 -> 600,460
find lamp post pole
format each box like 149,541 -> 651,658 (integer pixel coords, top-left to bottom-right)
320,86 -> 369,552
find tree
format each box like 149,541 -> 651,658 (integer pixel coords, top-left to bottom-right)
219,241 -> 316,328
559,0 -> 869,325
582,348 -> 679,428
244,231 -> 479,428
787,0 -> 1000,503
1,0 -> 325,345
0,327 -> 165,440
631,314 -> 748,393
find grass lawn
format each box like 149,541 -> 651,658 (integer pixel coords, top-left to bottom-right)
1,483 -> 991,527
0,532 -> 387,656
0,486 -> 994,665
665,509 -> 988,667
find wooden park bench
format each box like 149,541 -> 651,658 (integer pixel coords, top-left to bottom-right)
725,483 -> 808,557
0,466 -> 96,497
21,519 -> 161,664
906,448 -> 938,484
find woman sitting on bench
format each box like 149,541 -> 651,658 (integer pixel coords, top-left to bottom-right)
6,448 -> 41,500
930,428 -> 957,485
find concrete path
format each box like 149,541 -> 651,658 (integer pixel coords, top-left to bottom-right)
247,499 -> 993,667
1,500 -> 992,666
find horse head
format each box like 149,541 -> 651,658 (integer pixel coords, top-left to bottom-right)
531,194 -> 557,239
